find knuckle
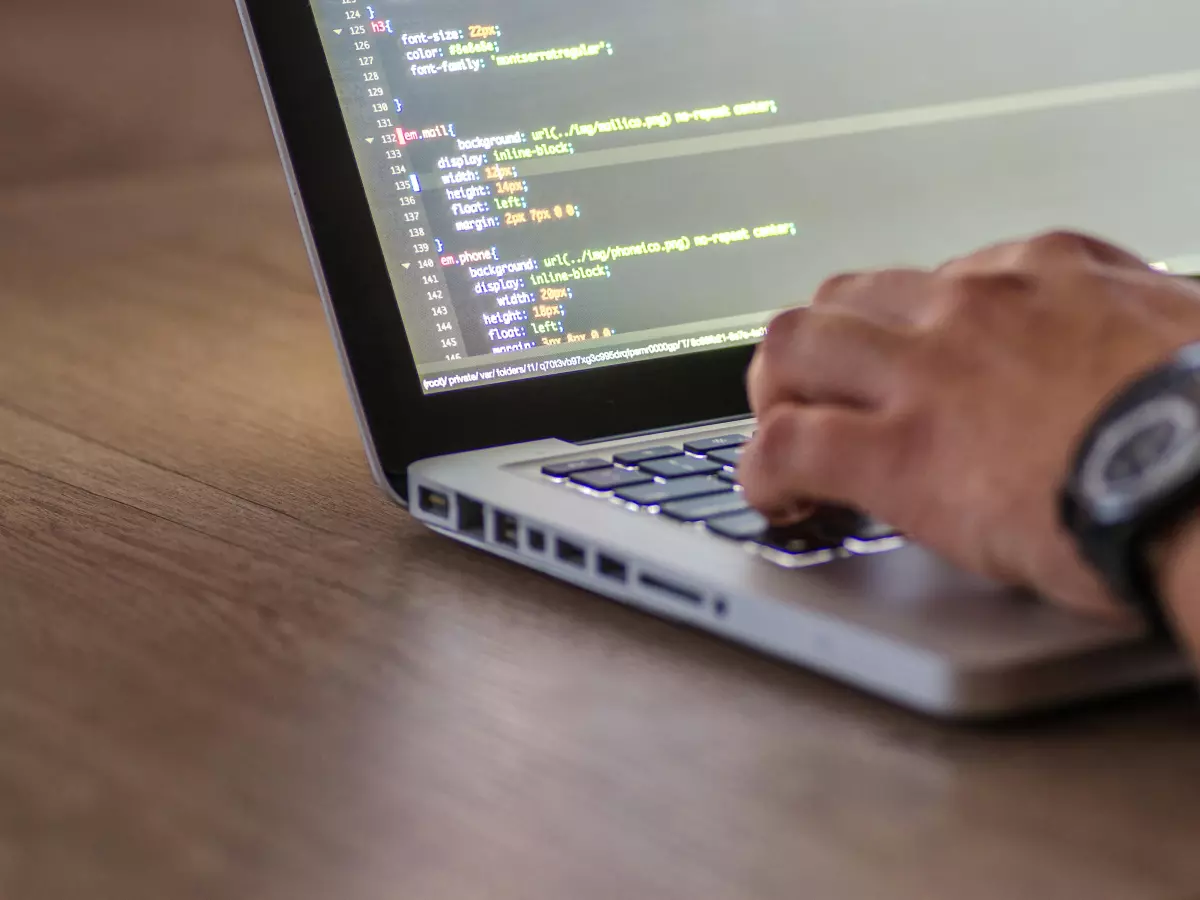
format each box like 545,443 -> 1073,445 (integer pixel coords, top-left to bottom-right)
812,272 -> 862,307
795,307 -> 836,350
937,239 -> 1019,276
934,256 -> 974,281
757,309 -> 808,387
1026,229 -> 1094,260
933,270 -> 1035,333
948,270 -> 1036,303
934,274 -> 986,327
763,307 -> 806,353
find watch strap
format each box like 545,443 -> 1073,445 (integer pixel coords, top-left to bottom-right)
1061,492 -> 1175,640
1059,344 -> 1200,642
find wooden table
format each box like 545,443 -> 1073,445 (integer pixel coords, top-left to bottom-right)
1,161 -> 1199,900
3,4 -> 1200,894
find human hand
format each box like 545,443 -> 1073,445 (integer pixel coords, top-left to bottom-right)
740,231 -> 1200,620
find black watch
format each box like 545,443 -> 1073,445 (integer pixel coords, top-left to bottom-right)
1060,343 -> 1200,640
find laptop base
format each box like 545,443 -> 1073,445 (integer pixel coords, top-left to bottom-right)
410,424 -> 1189,720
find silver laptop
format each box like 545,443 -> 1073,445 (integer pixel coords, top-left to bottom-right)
237,0 -> 1200,717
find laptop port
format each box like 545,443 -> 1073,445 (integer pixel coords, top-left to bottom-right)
556,539 -> 586,568
639,573 -> 703,606
457,495 -> 485,538
527,528 -> 546,552
494,511 -> 519,549
598,554 -> 628,582
418,486 -> 450,519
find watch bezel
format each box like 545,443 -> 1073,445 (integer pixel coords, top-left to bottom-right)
1077,392 -> 1200,526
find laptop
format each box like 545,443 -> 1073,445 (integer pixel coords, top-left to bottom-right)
236,0 -> 1200,717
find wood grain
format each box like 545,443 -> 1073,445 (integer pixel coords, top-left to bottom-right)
1,158 -> 1199,900
0,0 -> 273,187
2,7 -> 1200,898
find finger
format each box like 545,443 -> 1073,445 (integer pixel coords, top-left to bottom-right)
749,307 -> 911,414
940,230 -> 1152,277
1022,230 -> 1153,270
810,269 -> 934,324
739,403 -> 891,517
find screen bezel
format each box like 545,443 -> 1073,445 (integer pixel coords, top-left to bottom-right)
237,0 -> 757,503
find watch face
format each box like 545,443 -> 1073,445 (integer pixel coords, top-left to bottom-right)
1081,394 -> 1200,522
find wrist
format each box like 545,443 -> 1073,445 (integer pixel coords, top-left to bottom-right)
1148,506 -> 1200,642
1059,341 -> 1200,644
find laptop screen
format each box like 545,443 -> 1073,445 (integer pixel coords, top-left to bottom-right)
310,0 -> 1200,395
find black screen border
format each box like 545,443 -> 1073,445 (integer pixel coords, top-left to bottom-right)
237,0 -> 757,504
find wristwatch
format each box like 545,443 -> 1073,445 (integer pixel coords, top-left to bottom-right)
1060,343 -> 1200,640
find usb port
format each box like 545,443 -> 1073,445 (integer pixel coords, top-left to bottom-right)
528,529 -> 546,553
556,539 -> 586,568
418,486 -> 450,519
495,511 -> 519,549
457,495 -> 485,538
598,555 -> 628,582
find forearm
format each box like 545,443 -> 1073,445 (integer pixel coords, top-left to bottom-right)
1155,510 -> 1200,660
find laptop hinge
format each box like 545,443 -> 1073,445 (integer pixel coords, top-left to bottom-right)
575,413 -> 753,446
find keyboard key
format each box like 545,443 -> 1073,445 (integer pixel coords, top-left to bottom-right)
761,522 -> 842,555
706,510 -> 770,541
615,475 -> 731,506
718,469 -> 740,484
684,434 -> 748,455
613,446 -> 682,466
707,446 -> 744,467
571,468 -> 654,492
849,518 -> 901,541
707,512 -> 841,554
661,492 -> 749,522
807,506 -> 860,539
542,458 -> 612,478
641,456 -> 723,479
812,507 -> 900,542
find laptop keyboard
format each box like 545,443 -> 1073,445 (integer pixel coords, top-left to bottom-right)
540,433 -> 904,568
